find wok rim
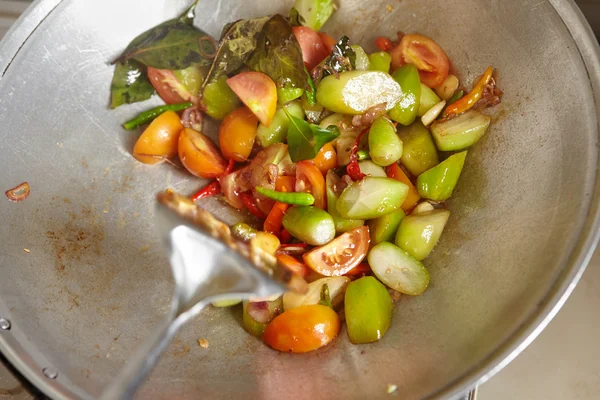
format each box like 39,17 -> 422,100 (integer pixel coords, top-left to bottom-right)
0,0 -> 599,399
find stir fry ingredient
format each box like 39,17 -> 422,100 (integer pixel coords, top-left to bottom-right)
110,0 -> 504,353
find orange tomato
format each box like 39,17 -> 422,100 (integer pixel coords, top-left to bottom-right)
263,305 -> 340,353
375,37 -> 394,52
318,32 -> 337,53
293,27 -> 330,70
178,128 -> 227,178
226,72 -> 277,126
219,107 -> 258,162
303,226 -> 370,276
310,143 -> 338,174
276,253 -> 311,278
275,176 -> 296,192
133,111 -> 183,165
295,160 -> 326,210
392,34 -> 450,88
386,163 -> 420,212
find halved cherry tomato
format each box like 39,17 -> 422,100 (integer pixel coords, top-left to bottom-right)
318,32 -> 337,53
310,143 -> 338,175
303,226 -> 370,276
133,111 -> 183,165
227,72 -> 277,126
276,253 -> 311,278
295,160 -> 327,210
386,163 -> 420,212
178,128 -> 227,178
263,305 -> 340,353
240,192 -> 267,219
147,67 -> 197,105
275,176 -> 296,192
391,34 -> 450,88
375,37 -> 394,52
219,107 -> 258,162
293,26 -> 330,70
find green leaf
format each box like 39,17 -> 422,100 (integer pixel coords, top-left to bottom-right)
289,7 -> 305,27
246,15 -> 310,91
285,109 -> 340,162
318,284 -> 333,308
113,1 -> 217,70
313,36 -> 356,84
110,60 -> 155,109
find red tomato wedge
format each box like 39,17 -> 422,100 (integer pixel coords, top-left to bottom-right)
375,36 -> 394,52
295,160 -> 327,210
391,34 -> 450,88
319,32 -> 338,53
227,72 -> 277,127
263,305 -> 340,353
147,67 -> 197,105
293,26 -> 330,70
303,226 -> 370,276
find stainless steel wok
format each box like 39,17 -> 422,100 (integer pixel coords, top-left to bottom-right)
1,0 -> 600,399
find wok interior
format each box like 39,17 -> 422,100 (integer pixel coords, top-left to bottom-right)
0,0 -> 596,398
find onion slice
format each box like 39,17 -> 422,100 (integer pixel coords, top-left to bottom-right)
5,182 -> 30,202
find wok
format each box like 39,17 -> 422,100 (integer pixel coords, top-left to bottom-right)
1,0 -> 600,399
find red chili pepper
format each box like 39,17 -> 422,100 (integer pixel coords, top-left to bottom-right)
375,37 -> 394,52
346,128 -> 369,181
279,228 -> 293,244
223,158 -> 235,176
240,192 -> 267,219
190,181 -> 221,202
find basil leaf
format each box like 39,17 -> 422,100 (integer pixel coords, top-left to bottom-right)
246,15 -> 310,91
112,1 -> 217,70
285,109 -> 340,162
312,36 -> 356,83
318,284 -> 333,308
110,60 -> 155,109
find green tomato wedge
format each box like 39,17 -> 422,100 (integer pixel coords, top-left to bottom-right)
344,276 -> 392,344
172,64 -> 206,96
283,277 -> 350,311
351,45 -> 371,71
369,117 -> 403,167
397,121 -> 440,176
256,101 -> 304,147
212,299 -> 242,307
336,177 -> 408,220
282,206 -> 336,245
388,65 -> 421,126
316,71 -> 402,115
203,75 -> 241,120
368,209 -> 406,246
293,0 -> 335,31
369,51 -> 392,73
277,86 -> 304,105
417,151 -> 467,201
395,209 -> 450,260
358,160 -> 387,177
430,110 -> 491,151
368,242 -> 430,295
418,83 -> 442,117
326,171 -> 365,234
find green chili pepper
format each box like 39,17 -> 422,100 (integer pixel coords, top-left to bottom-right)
123,102 -> 193,130
417,151 -> 467,201
356,150 -> 370,161
255,187 -> 315,206
344,276 -> 392,344
447,89 -> 465,106
388,64 -> 421,126
368,51 -> 392,73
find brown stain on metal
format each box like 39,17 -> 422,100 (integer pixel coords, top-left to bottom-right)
114,175 -> 134,193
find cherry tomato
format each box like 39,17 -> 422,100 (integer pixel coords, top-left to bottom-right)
178,128 -> 227,178
319,32 -> 337,53
227,72 -> 277,127
293,26 -> 330,70
133,111 -> 183,165
310,143 -> 338,175
219,107 -> 258,162
147,67 -> 197,105
276,253 -> 311,278
391,34 -> 450,88
375,37 -> 394,52
295,160 -> 327,210
303,226 -> 370,276
263,305 -> 340,353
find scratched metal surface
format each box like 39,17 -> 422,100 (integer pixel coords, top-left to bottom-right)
0,0 -> 599,399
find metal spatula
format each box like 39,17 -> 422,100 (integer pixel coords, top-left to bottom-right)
100,191 -> 306,400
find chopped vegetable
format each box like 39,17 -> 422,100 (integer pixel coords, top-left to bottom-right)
358,161 -> 387,177
326,170 -> 365,234
388,64 -> 422,126
282,206 -> 335,246
227,72 -> 278,126
303,226 -> 370,276
132,111 -> 183,165
368,209 -> 406,246
293,26 -> 330,70
431,110 -> 491,151
5,182 -> 30,203
219,107 -> 258,161
277,87 -> 304,105
178,128 -> 228,178
411,201 -> 435,215
368,117 -> 403,166
123,102 -> 193,130
264,201 -> 289,234
397,122 -> 439,176
243,298 -> 283,338
385,163 -> 421,212
212,299 -> 242,307
356,150 -> 370,161
418,83 -> 442,116
443,66 -> 493,117
319,32 -> 338,52
292,0 -> 336,31
276,253 -> 311,278
295,160 -> 327,209
256,187 -> 315,206
368,242 -> 430,295
336,177 -> 408,220
202,76 -> 241,120
369,51 -> 392,73
351,45 -> 371,71
316,71 -> 402,114
191,181 -> 221,202
257,101 -> 304,147
250,231 -> 281,256
310,142 -> 338,174
392,34 -> 450,88
283,277 -> 350,311
286,111 -> 340,163
231,222 -> 257,241
263,305 -> 340,353
147,67 -> 199,105
421,100 -> 446,127
344,276 -> 392,344
417,151 -> 467,201
375,37 -> 394,52
395,209 -> 450,260
435,74 -> 459,101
